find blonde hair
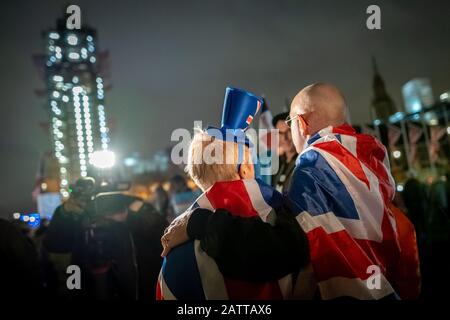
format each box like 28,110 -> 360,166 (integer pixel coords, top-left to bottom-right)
185,129 -> 252,191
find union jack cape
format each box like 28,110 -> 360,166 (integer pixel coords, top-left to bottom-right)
157,179 -> 294,300
289,123 -> 418,299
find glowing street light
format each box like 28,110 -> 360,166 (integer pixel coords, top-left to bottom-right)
90,150 -> 116,169
392,150 -> 402,159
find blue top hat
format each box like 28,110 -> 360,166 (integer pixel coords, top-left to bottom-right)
206,87 -> 263,145
205,87 -> 263,173
221,87 -> 263,131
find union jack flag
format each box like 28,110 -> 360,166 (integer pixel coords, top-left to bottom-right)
289,123 -> 402,299
157,179 -> 293,300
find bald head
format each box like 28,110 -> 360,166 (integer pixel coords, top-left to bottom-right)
290,83 -> 347,136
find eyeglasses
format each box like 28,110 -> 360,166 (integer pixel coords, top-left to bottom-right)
285,113 -> 308,128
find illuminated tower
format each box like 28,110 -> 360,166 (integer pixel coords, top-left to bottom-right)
402,78 -> 435,113
371,57 -> 397,123
40,17 -> 111,197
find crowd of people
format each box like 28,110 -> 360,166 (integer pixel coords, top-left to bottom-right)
1,83 -> 449,300
400,172 -> 450,297
1,175 -> 202,300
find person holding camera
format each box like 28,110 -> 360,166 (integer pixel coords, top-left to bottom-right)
43,178 -> 168,300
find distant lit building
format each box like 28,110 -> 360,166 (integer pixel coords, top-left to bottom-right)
360,58 -> 450,186
402,78 -> 435,114
371,58 -> 397,123
41,16 -> 110,197
122,150 -> 170,175
440,91 -> 450,102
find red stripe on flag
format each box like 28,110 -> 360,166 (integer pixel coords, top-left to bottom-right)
314,140 -> 370,190
206,181 -> 259,217
307,209 -> 399,283
330,124 -> 394,202
206,180 -> 284,299
156,278 -> 163,300
355,135 -> 394,203
224,279 -> 283,300
307,228 -> 376,281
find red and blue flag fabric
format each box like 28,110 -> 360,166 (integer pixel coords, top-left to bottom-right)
288,123 -> 403,299
157,123 -> 419,300
157,179 -> 294,300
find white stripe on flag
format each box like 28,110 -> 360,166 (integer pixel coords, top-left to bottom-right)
292,264 -> 317,299
242,179 -> 274,224
194,240 -> 229,300
277,274 -> 294,299
318,276 -> 395,300
160,271 -> 177,300
340,134 -> 357,157
196,193 -> 214,211
312,147 -> 384,242
296,211 -> 345,234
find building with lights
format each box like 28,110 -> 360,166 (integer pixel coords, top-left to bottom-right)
402,78 -> 435,114
360,59 -> 450,186
440,91 -> 450,102
37,16 -> 111,197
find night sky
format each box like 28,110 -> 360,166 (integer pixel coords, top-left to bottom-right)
1,0 -> 449,217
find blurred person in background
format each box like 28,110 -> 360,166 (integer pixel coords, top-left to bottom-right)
271,112 -> 298,193
152,184 -> 171,221
427,177 -> 450,243
427,174 -> 450,244
446,172 -> 450,219
403,173 -> 427,245
32,218 -> 57,297
422,173 -> 450,298
43,178 -> 167,300
167,175 -> 201,220
0,218 -> 43,298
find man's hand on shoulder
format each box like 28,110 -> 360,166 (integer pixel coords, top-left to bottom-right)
161,210 -> 192,257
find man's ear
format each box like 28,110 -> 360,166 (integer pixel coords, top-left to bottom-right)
298,116 -> 309,136
238,162 -> 255,179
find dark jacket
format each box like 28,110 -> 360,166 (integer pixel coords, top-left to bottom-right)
44,201 -> 167,300
187,204 -> 309,282
0,219 -> 43,298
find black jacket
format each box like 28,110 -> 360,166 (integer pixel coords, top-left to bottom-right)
0,219 -> 43,298
187,205 -> 309,282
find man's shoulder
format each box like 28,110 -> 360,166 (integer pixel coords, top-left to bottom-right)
288,149 -> 332,213
293,149 -> 326,177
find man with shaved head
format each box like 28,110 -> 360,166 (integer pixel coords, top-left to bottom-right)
162,83 -> 420,300
289,83 -> 347,143
282,84 -> 416,299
